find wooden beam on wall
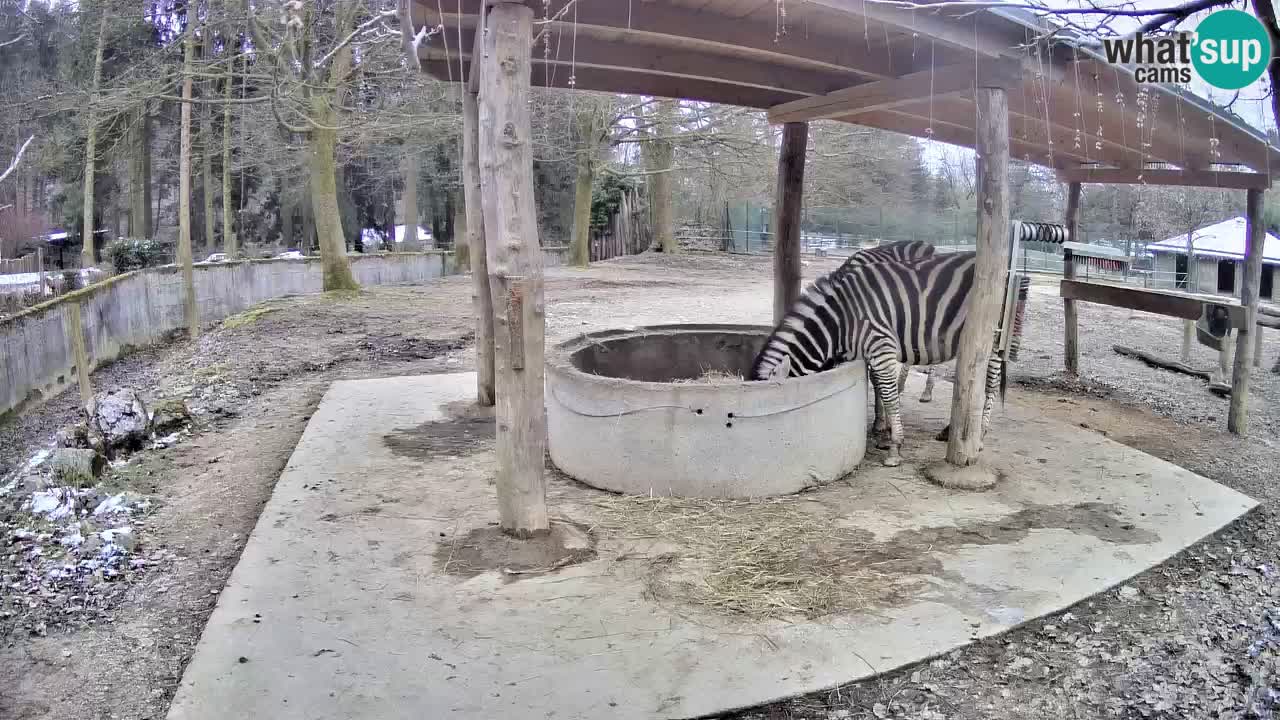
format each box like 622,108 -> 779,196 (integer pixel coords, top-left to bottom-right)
1229,189 -> 1267,434
945,85 -> 1010,467
477,1 -> 549,536
773,122 -> 808,325
767,61 -> 1020,124
1057,167 -> 1273,190
1062,182 -> 1082,376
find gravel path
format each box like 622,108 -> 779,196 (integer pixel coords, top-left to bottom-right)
1,252 -> 1277,720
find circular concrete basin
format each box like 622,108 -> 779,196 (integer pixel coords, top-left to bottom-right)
545,324 -> 867,498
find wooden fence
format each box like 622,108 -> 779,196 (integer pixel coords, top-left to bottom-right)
589,187 -> 651,262
0,253 -> 40,275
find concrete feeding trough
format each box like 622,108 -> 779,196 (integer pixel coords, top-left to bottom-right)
545,324 -> 867,498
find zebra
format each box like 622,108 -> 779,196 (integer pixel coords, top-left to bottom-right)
836,240 -> 938,436
749,250 -> 1009,467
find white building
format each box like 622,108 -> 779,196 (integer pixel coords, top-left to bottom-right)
1147,217 -> 1280,300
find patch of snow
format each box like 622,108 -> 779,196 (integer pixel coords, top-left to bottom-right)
60,531 -> 84,548
99,526 -> 132,543
29,488 -> 78,520
92,494 -> 128,517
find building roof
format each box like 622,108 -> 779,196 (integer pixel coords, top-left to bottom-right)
1063,241 -> 1128,261
413,0 -> 1280,174
1148,217 -> 1280,263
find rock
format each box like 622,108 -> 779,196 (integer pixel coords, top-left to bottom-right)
1119,585 -> 1141,601
54,422 -> 90,449
21,475 -> 50,493
49,448 -> 106,487
149,398 -> 192,435
89,389 -> 150,456
100,527 -> 137,552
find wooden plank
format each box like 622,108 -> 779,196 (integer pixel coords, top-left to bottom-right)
423,59 -> 806,110
436,26 -> 857,99
773,122 -> 807,325
478,1 -> 548,537
426,0 -> 909,82
1062,183 -> 1081,376
849,108 -> 1091,168
767,61 -> 1019,124
1057,168 -> 1272,191
462,54 -> 495,406
946,86 -> 1010,467
1229,188 -> 1266,435
1059,279 -> 1248,326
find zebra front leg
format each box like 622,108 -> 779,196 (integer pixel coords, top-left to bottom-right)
979,353 -> 1003,449
870,359 -> 906,466
920,366 -> 935,403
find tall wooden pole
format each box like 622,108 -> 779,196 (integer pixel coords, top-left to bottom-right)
64,302 -> 93,410
1062,182 -> 1081,375
1228,188 -> 1266,434
479,2 -> 548,537
946,86 -> 1009,467
462,14 -> 495,407
177,27 -> 199,339
773,122 -> 808,325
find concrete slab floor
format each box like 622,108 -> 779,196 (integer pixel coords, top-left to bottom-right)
166,371 -> 1257,720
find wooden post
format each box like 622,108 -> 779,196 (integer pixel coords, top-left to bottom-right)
36,246 -> 46,297
1181,320 -> 1194,362
1062,182 -> 1081,375
946,87 -> 1009,467
462,21 -> 495,407
64,302 -> 93,410
478,2 -> 549,537
1254,326 -> 1264,368
1229,188 -> 1266,434
773,121 -> 808,325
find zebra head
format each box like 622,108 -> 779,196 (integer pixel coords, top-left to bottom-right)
750,275 -> 849,381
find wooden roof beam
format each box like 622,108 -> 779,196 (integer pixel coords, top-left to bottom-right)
423,59 -> 807,109
806,0 -> 1012,59
422,0 -> 918,83
847,108 -> 1092,168
1057,167 -> 1273,190
433,26 -> 859,100
767,60 -> 1020,124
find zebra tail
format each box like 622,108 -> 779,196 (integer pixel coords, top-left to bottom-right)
1000,356 -> 1008,408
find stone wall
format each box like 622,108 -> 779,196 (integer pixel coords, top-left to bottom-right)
0,253 -> 453,418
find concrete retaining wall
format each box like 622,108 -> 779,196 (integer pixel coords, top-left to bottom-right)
1,253 -> 452,417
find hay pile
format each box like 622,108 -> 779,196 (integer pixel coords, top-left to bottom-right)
669,369 -> 745,385
589,495 -> 896,620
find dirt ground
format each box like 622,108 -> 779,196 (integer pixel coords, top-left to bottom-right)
1,252 -> 1278,720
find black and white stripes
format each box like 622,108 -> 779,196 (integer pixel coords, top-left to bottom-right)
750,250 -> 1006,466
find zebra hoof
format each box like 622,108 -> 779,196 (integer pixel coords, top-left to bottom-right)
919,393 -> 933,403
934,426 -> 950,442
882,455 -> 903,467
875,436 -> 893,451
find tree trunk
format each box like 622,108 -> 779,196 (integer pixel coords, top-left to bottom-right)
479,2 -> 548,535
178,29 -> 199,338
1229,189 -> 1267,434
400,150 -> 419,251
1063,183 -> 1081,375
128,104 -> 153,239
307,105 -> 358,291
453,192 -> 469,268
646,100 -> 677,253
222,69 -> 236,256
81,9 -> 109,266
463,73 -> 495,405
569,146 -> 593,266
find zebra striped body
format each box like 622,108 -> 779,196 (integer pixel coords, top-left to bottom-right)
750,251 -> 1006,466
837,240 -> 937,432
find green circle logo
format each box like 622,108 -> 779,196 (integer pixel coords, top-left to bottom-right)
1191,9 -> 1272,90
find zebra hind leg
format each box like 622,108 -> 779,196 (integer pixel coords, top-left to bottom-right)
919,366 -> 935,403
869,358 -> 906,466
933,356 -> 1003,447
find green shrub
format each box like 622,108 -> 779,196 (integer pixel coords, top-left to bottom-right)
106,238 -> 168,272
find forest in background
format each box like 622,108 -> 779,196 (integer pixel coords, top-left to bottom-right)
0,0 -> 1275,282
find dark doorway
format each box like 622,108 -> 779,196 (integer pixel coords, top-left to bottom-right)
1262,265 -> 1274,300
1175,254 -> 1189,289
1217,260 -> 1236,294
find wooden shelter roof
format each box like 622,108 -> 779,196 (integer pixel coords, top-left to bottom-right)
413,0 -> 1280,179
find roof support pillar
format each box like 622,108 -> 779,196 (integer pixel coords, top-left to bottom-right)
773,121 -> 808,325
1062,181 -> 1082,376
1228,188 -> 1266,435
462,11 -> 494,407
946,86 -> 1010,467
479,0 -> 549,536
